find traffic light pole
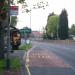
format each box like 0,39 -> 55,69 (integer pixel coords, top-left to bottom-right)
6,0 -> 11,70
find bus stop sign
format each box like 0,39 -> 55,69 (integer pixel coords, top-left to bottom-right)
10,6 -> 19,16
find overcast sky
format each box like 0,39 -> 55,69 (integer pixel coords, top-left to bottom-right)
16,0 -> 75,31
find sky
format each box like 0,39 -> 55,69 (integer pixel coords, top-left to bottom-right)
16,0 -> 75,31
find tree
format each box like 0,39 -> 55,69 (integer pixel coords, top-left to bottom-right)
0,0 -> 24,59
47,12 -> 55,21
10,16 -> 17,27
0,0 -> 8,59
46,13 -> 59,39
58,9 -> 69,40
69,24 -> 75,35
20,0 -> 48,13
0,0 -> 7,22
18,0 -> 25,3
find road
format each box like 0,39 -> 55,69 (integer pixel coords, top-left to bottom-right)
25,41 -> 75,75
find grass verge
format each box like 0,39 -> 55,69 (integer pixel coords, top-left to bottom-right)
0,57 -> 21,73
19,43 -> 32,51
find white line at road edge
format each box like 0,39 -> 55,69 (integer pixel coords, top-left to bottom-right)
25,46 -> 36,75
23,46 -> 36,61
25,64 -> 31,75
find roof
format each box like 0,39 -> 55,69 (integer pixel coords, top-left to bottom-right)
31,31 -> 43,37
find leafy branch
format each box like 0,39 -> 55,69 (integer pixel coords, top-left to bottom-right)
21,1 -> 49,13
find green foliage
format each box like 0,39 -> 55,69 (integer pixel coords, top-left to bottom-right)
69,24 -> 75,35
0,0 -> 7,11
0,57 -> 21,71
11,57 -> 21,69
11,0 -> 25,4
19,44 -> 32,51
43,33 -> 48,39
0,59 -> 5,70
47,12 -> 55,21
0,0 -> 5,2
46,14 -> 59,39
18,0 -> 25,4
0,1 -> 8,20
58,9 -> 69,39
10,16 -> 17,27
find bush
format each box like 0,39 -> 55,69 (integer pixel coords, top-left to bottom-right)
19,44 -> 32,51
0,57 -> 21,71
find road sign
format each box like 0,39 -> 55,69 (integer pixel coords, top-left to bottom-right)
10,6 -> 19,16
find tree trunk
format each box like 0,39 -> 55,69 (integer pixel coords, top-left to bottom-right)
0,22 -> 4,59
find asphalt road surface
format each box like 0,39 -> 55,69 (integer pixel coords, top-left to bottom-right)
25,41 -> 75,75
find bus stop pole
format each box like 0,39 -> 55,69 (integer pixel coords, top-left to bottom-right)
6,0 -> 11,70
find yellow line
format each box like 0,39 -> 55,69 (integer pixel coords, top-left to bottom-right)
25,64 -> 31,75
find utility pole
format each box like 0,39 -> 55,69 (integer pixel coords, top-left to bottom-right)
6,0 -> 11,70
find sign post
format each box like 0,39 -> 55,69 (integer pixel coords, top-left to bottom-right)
6,2 -> 19,70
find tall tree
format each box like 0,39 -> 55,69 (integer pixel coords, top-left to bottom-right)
46,13 -> 59,39
58,9 -> 69,40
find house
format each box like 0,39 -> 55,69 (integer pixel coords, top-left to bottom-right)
31,31 -> 43,38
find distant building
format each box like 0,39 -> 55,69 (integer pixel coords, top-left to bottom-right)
31,31 -> 43,38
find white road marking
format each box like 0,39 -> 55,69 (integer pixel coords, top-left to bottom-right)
26,58 -> 29,63
25,64 -> 31,75
42,56 -> 45,58
38,55 -> 41,58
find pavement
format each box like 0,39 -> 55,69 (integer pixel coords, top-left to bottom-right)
10,50 -> 27,75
